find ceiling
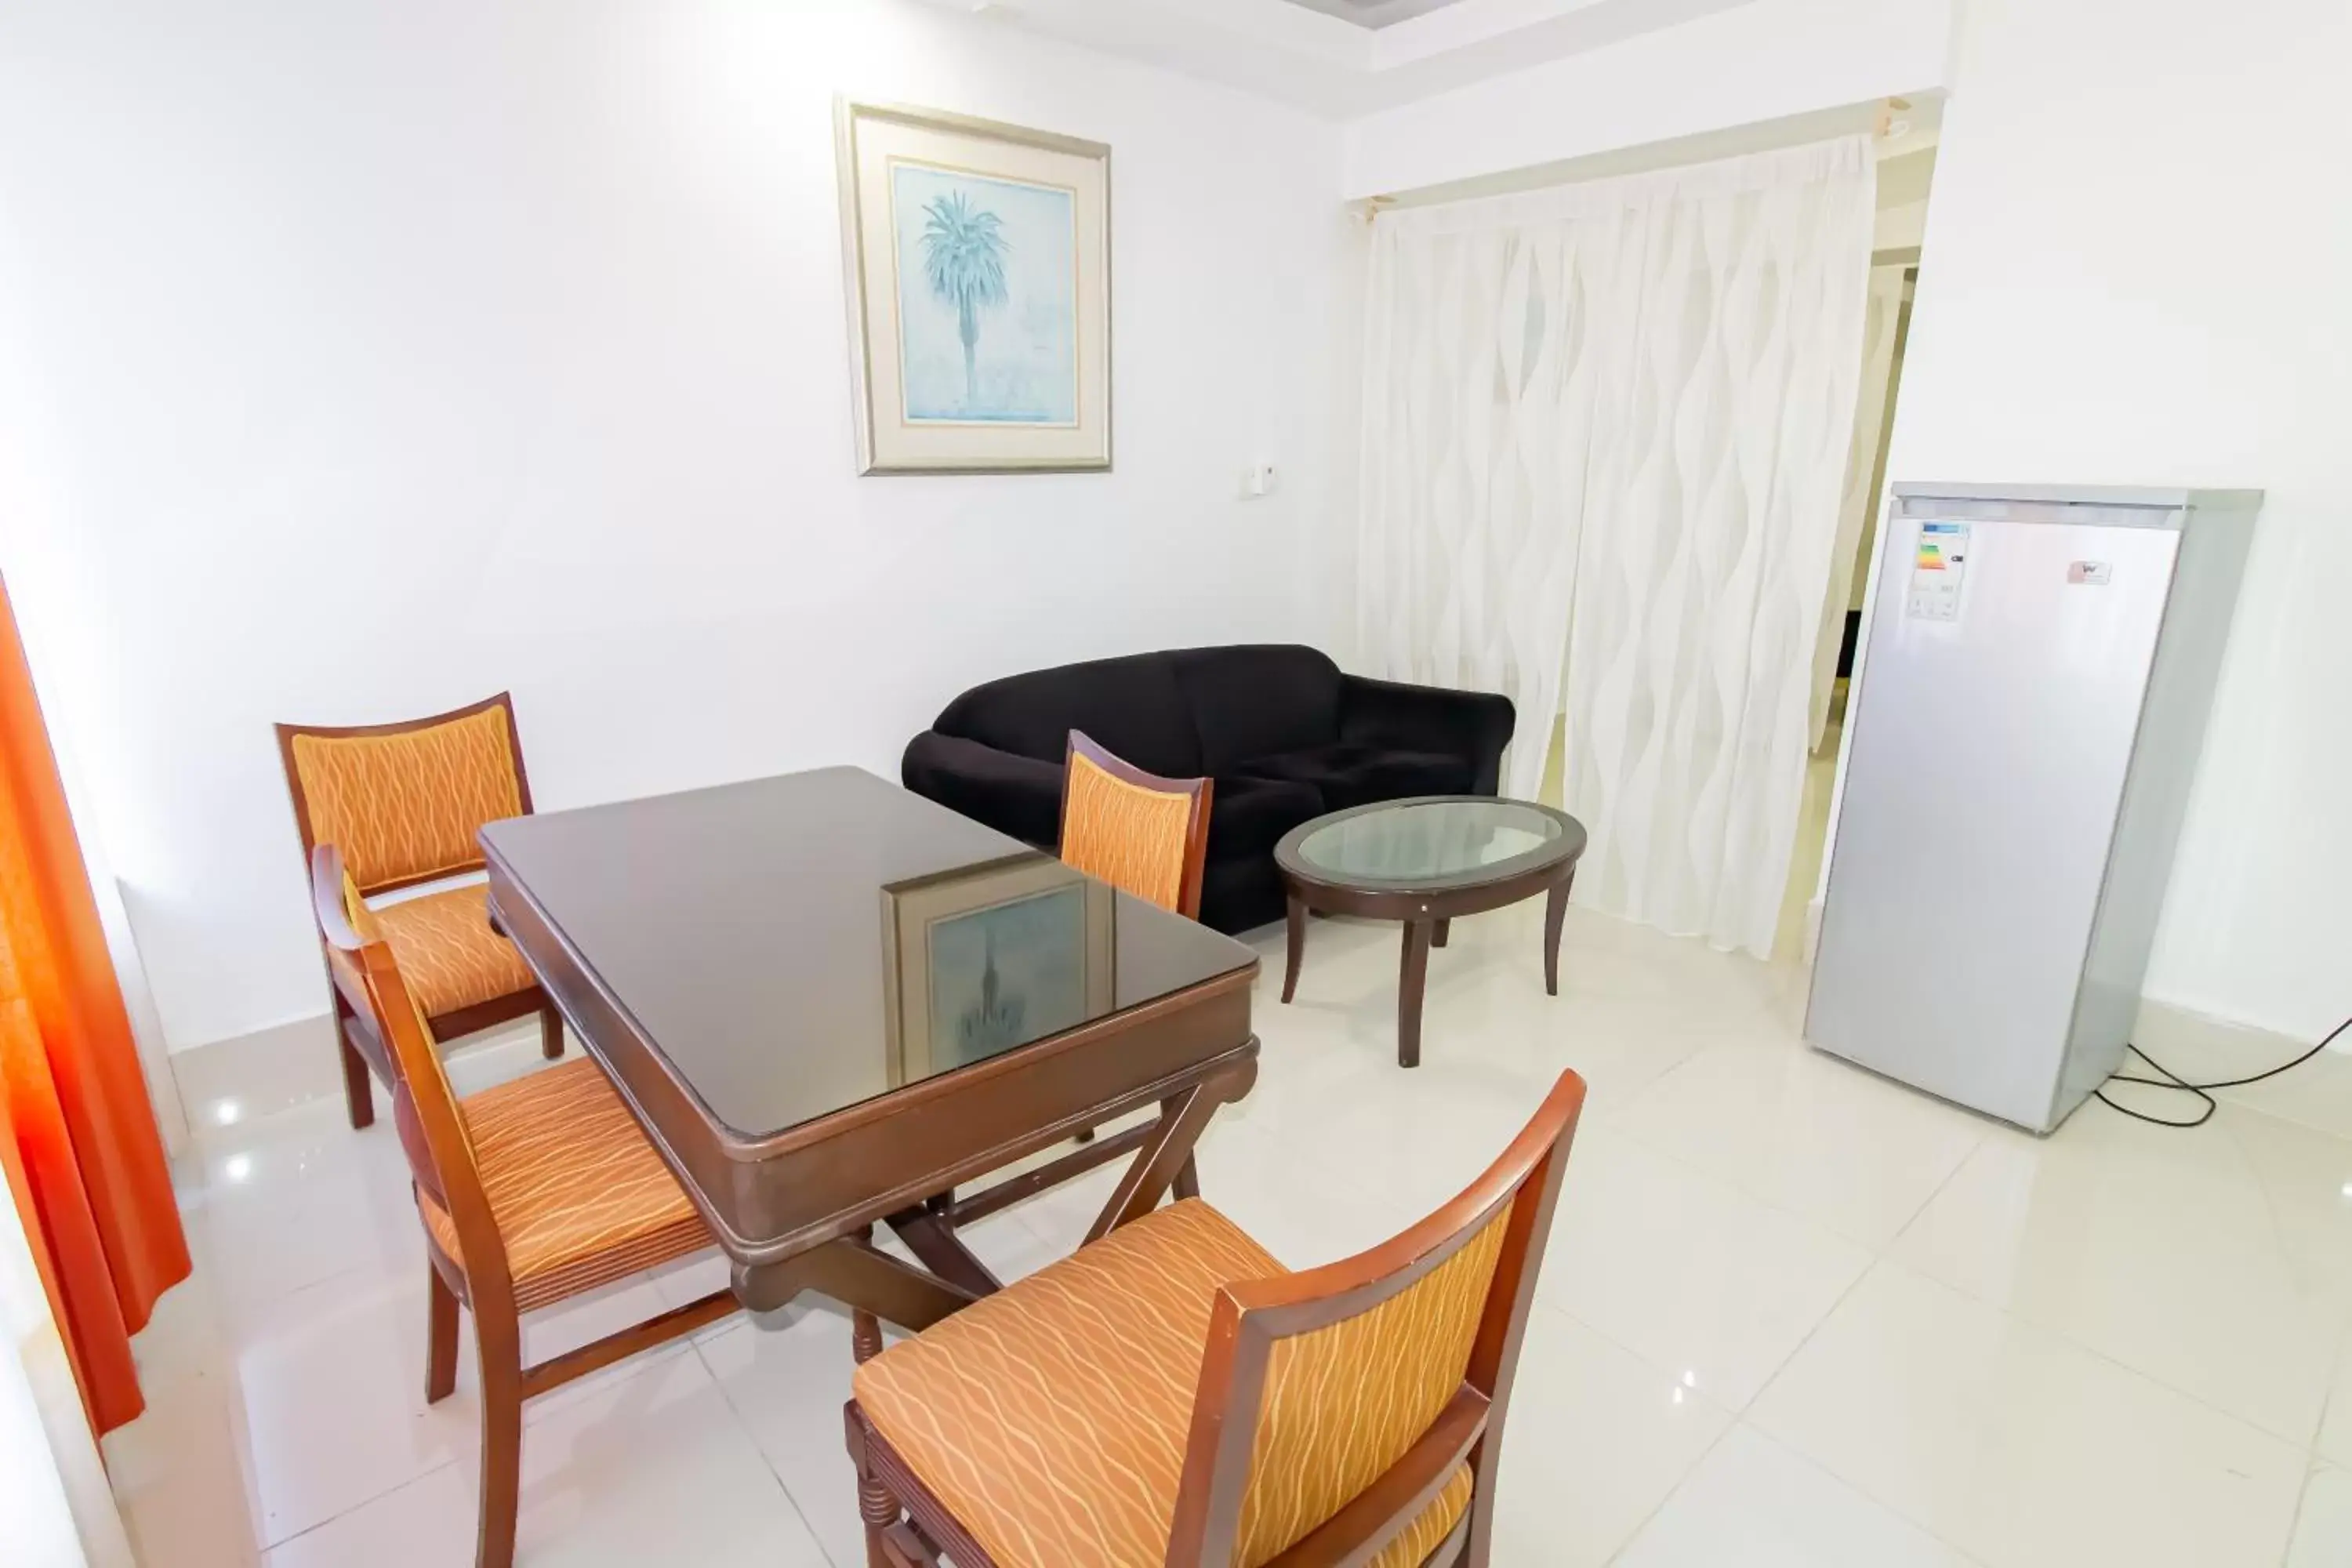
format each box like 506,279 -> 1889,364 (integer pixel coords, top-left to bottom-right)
1273,0 -> 1478,26
921,0 -> 1758,118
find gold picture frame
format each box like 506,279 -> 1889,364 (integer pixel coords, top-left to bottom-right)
836,100 -> 1113,475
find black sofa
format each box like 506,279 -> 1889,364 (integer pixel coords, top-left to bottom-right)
902,645 -> 1516,935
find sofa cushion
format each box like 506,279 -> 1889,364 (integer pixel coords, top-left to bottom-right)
935,652 -> 1200,775
1173,645 -> 1344,774
1241,744 -> 1473,811
1207,774 -> 1326,859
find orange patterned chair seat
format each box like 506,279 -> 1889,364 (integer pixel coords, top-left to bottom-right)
417,1058 -> 709,1313
852,1200 -> 1472,1568
371,884 -> 538,1020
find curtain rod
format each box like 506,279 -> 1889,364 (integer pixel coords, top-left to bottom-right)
1353,97 -> 1917,220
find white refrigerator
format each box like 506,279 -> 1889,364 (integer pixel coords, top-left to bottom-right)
1807,484 -> 2261,1132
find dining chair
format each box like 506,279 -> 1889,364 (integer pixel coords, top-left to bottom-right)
845,1069 -> 1586,1568
1056,728 -> 1215,1191
310,842 -> 736,1568
1060,728 -> 1214,920
278,692 -> 564,1129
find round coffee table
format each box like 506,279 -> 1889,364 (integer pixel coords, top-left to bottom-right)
1274,796 -> 1587,1068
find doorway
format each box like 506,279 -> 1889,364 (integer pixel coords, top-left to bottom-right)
1774,142 -> 1936,964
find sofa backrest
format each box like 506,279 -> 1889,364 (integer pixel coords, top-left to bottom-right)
935,650 -> 1201,775
1171,645 -> 1344,773
929,645 -> 1348,779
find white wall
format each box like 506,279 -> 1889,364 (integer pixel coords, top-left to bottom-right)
0,0 -> 1344,1052
1342,0 -> 1951,198
1877,0 -> 2352,1040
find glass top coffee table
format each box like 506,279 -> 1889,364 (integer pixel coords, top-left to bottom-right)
1274,796 -> 1587,1068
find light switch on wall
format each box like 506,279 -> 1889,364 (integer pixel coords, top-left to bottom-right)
1241,463 -> 1279,499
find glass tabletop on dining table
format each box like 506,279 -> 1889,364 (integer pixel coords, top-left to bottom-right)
479,767 -> 1257,1142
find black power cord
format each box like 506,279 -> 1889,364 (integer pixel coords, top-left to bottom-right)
2094,1014 -> 2352,1129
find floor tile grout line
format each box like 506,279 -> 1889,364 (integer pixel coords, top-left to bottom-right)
1584,1099 -> 1950,1258
2203,1075 -> 2352,1153
1586,1032 -> 1721,1131
1872,1096 -> 2352,1457
691,1330 -> 845,1568
248,1287 -> 707,1555
252,1457 -> 459,1559
1904,1244 -> 2335,1451
1597,1414 -> 1741,1567
2310,1316 -> 2352,1474
1734,1254 -> 1990,1566
252,1457 -> 463,1562
2278,1462 -> 2321,1568
1874,1187 -> 2350,1457
1697,1015 -> 2042,1553
1875,1116 -> 1997,1256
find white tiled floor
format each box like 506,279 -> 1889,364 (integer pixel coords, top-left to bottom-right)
111,902 -> 2352,1566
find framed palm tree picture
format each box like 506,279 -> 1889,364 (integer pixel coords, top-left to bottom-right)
837,101 -> 1112,474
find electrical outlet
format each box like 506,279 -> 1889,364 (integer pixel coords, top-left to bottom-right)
1241,463 -> 1278,499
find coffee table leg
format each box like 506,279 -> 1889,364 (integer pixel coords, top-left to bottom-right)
1281,893 -> 1307,1004
1399,919 -> 1432,1069
1544,871 -> 1573,997
1432,918 -> 1450,949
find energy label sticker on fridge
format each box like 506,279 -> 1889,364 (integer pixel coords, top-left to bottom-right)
1906,521 -> 1970,621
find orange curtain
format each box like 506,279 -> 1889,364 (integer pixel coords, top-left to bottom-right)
0,573 -> 190,1436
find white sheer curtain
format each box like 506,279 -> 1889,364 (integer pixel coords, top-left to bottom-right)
1358,137 -> 1877,956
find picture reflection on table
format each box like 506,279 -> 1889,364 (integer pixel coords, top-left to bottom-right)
880,853 -> 1116,1086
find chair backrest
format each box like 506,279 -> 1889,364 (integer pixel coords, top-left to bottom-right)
278,693 -> 531,897
308,843 -> 511,1296
1165,1071 -> 1586,1568
1059,730 -> 1213,920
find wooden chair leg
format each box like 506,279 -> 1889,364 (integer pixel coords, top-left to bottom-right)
336,1012 -> 375,1129
425,1265 -> 459,1404
474,1306 -> 524,1568
851,1310 -> 903,1568
538,1005 -> 564,1060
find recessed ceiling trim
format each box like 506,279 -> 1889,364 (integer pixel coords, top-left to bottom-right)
1276,0 -> 1476,26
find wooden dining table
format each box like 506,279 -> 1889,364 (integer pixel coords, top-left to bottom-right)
480,765 -> 1260,1340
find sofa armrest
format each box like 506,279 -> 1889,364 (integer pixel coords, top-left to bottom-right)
902,731 -> 1065,848
1338,676 -> 1519,796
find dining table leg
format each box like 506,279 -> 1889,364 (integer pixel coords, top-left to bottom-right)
885,1206 -> 1003,1298
1399,917 -> 1433,1069
1086,1062 -> 1255,1243
733,1233 -> 979,1330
